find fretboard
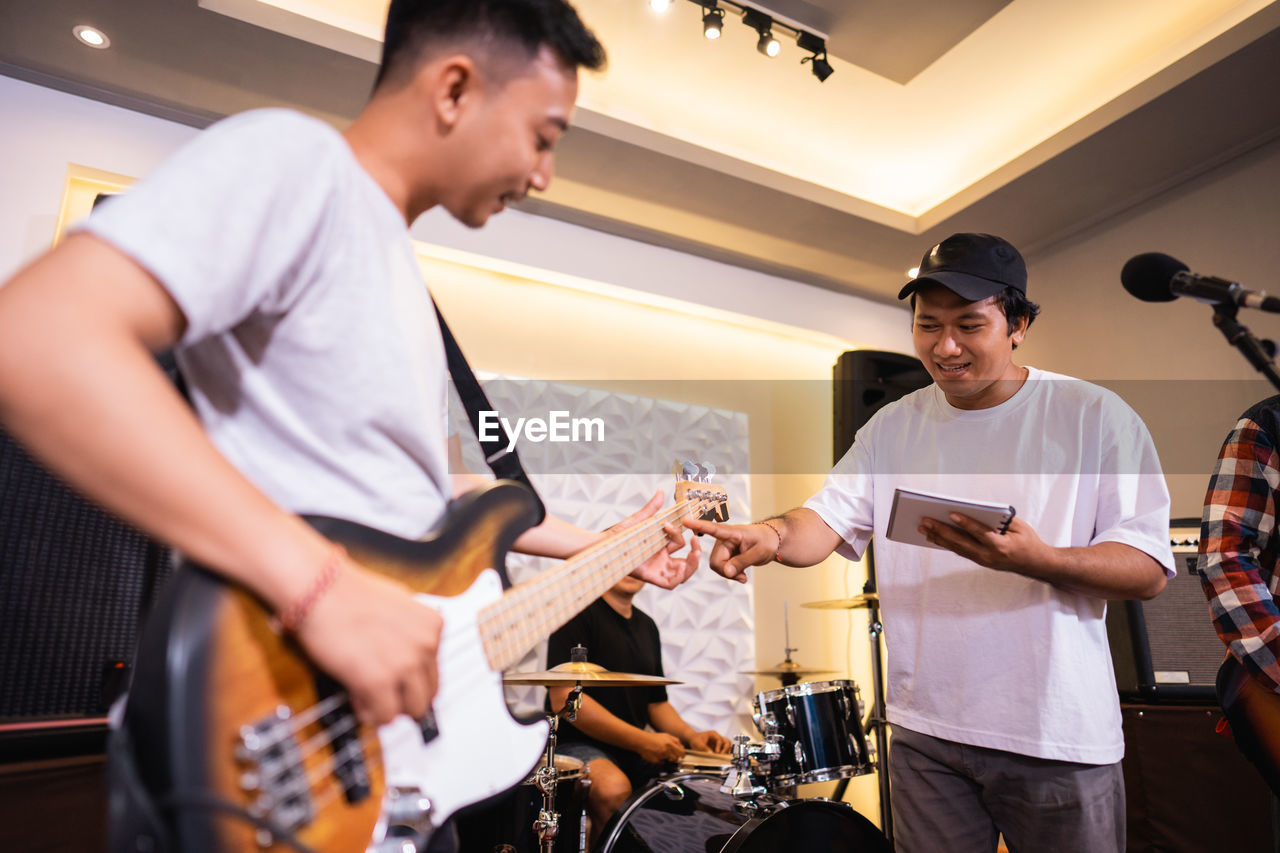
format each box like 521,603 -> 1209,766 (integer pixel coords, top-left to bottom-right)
477,497 -> 717,672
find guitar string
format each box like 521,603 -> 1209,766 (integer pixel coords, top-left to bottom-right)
479,496 -> 714,667
245,491 -> 720,792
248,507 -> 691,784
242,492 -> 725,799
243,499 -> 702,758
252,496 -> 711,751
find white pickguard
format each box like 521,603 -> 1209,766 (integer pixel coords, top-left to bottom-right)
378,568 -> 549,834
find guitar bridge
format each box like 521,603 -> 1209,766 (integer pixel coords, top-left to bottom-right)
237,705 -> 315,841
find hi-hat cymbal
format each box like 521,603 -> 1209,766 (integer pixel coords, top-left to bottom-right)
801,593 -> 879,610
741,661 -> 837,677
503,660 -> 680,687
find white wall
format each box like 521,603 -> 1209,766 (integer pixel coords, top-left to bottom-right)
1020,134 -> 1280,516
0,76 -> 200,280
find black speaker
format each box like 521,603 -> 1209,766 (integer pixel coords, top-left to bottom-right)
833,350 -> 931,463
1121,703 -> 1275,852
1107,519 -> 1223,702
0,428 -> 172,728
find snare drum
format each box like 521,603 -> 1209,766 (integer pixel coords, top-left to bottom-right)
754,679 -> 871,786
596,772 -> 890,852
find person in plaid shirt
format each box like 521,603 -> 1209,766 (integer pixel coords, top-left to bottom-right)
1199,394 -> 1280,797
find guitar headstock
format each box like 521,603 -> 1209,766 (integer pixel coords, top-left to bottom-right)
672,459 -> 730,522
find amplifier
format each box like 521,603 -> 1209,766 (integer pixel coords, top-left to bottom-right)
1106,519 -> 1225,702
0,428 -> 171,730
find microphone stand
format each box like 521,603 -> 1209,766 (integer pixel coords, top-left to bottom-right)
1212,302 -> 1280,393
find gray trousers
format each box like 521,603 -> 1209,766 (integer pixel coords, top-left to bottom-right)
889,726 -> 1125,853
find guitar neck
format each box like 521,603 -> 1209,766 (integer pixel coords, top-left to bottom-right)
477,497 -> 713,672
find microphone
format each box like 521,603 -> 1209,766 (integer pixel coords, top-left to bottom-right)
1121,253 -> 1280,313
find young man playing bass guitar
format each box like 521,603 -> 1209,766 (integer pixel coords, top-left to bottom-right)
0,1 -> 700,849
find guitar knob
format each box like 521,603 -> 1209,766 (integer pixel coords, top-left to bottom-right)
367,840 -> 417,853
383,787 -> 432,826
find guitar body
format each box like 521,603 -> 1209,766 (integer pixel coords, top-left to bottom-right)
116,482 -> 545,852
1218,653 -> 1280,798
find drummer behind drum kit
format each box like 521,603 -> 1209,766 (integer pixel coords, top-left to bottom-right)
472,617 -> 893,853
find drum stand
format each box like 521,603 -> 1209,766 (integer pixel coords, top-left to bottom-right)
722,732 -> 781,800
825,542 -> 892,845
535,684 -> 587,853
862,543 -> 893,845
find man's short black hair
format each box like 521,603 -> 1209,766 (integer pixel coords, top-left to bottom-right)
995,286 -> 1041,339
910,285 -> 1042,347
375,0 -> 606,90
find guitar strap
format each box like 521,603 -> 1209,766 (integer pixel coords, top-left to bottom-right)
433,301 -> 547,526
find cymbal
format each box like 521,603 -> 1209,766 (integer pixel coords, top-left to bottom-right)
503,660 -> 680,687
741,661 -> 837,677
801,593 -> 879,610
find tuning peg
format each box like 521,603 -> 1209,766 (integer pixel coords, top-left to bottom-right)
671,459 -> 685,481
701,462 -> 716,481
682,460 -> 700,481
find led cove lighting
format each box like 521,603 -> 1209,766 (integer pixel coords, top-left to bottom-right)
73,25 -> 110,49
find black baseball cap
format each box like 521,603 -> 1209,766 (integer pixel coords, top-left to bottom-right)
897,233 -> 1027,301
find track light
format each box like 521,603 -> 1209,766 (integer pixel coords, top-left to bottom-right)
702,6 -> 725,39
808,52 -> 834,81
741,9 -> 780,58
797,31 -> 834,82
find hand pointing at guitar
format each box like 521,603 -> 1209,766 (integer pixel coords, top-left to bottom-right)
685,508 -> 847,582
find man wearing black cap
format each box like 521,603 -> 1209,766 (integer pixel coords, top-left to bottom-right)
688,233 -> 1174,852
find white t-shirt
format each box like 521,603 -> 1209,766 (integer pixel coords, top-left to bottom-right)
805,367 -> 1175,764
82,109 -> 452,539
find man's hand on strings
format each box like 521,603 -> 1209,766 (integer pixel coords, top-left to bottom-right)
604,490 -> 701,589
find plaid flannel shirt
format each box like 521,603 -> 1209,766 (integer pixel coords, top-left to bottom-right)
1199,398 -> 1280,694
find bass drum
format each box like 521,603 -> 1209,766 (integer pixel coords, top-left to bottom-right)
597,772 -> 890,853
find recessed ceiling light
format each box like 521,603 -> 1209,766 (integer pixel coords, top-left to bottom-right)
648,0 -> 672,11
73,25 -> 110,49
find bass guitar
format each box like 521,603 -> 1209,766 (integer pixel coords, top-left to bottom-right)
1217,652 -> 1280,797
114,470 -> 728,852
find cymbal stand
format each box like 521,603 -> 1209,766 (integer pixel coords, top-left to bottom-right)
829,541 -> 892,842
863,542 -> 893,845
535,684 -> 584,853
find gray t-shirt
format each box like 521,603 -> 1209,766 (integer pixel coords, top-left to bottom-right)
83,109 -> 451,538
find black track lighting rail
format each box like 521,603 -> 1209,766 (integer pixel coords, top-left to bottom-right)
676,0 -> 835,82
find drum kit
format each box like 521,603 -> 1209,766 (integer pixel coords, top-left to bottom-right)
469,610 -> 894,853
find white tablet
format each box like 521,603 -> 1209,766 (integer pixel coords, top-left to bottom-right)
886,487 -> 1016,550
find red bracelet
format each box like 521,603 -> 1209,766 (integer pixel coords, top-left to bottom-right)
759,519 -> 784,563
280,544 -> 346,633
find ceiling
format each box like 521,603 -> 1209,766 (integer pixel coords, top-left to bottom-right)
4,0 -> 1280,304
